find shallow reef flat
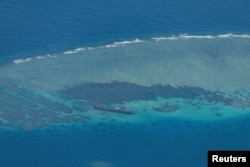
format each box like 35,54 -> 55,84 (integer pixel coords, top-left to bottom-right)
1,37 -> 250,92
0,36 -> 250,130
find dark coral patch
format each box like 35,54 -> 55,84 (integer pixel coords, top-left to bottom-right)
153,105 -> 179,113
58,82 -> 235,105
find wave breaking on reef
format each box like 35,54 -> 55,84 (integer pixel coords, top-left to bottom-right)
9,33 -> 250,64
0,33 -> 250,93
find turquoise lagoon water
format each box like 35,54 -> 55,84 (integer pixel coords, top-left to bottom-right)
1,1 -> 250,167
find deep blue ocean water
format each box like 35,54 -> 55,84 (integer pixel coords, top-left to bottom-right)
1,0 -> 250,60
1,0 -> 250,167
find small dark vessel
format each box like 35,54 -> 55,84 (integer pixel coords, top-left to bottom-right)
94,104 -> 132,114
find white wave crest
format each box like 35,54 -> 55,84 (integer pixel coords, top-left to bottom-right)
63,39 -> 146,55
62,33 -> 250,55
13,59 -> 26,64
13,54 -> 57,64
104,38 -> 145,48
63,50 -> 78,55
152,33 -> 250,41
152,36 -> 179,41
152,34 -> 215,41
12,33 -> 250,65
13,58 -> 32,64
179,34 -> 214,39
63,47 -> 94,55
218,33 -> 250,38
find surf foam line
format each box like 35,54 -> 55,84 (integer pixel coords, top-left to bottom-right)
151,33 -> 250,41
63,39 -> 145,55
12,33 -> 250,64
63,33 -> 250,55
13,54 -> 57,64
3,32 -> 250,93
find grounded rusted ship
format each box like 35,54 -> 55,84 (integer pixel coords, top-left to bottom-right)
94,104 -> 133,114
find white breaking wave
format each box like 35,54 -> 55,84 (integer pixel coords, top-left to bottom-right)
61,33 -> 250,55
36,56 -> 46,59
13,58 -> 32,64
63,39 -> 145,55
179,34 -> 214,39
13,54 -> 56,64
12,33 -> 250,64
13,59 -> 27,64
218,33 -> 250,38
151,33 -> 250,41
103,38 -> 145,48
151,36 -> 179,41
63,47 -> 94,55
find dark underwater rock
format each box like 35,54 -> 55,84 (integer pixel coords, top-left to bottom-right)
153,104 -> 179,113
